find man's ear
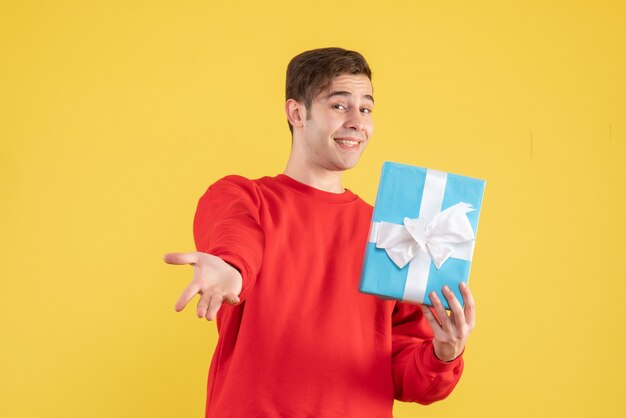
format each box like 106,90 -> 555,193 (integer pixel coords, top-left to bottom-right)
285,99 -> 306,129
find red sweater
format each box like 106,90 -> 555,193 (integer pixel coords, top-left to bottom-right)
193,174 -> 463,418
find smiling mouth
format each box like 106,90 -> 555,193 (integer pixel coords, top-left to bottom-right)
334,138 -> 360,147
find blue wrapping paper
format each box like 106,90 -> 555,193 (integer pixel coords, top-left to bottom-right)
359,162 -> 486,309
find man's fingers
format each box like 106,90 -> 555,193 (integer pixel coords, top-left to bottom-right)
224,294 -> 240,305
442,285 -> 465,328
205,295 -> 224,321
196,292 -> 211,318
420,305 -> 442,332
175,283 -> 201,312
429,291 -> 452,330
460,282 -> 476,329
164,252 -> 198,265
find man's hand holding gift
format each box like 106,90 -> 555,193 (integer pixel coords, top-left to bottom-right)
420,282 -> 475,362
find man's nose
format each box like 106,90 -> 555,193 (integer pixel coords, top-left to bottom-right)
344,107 -> 365,132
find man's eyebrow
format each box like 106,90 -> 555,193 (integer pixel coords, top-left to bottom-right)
325,91 -> 375,104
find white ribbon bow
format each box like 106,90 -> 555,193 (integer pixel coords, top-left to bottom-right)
375,202 -> 476,269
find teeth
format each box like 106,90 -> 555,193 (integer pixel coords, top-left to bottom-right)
335,139 -> 358,146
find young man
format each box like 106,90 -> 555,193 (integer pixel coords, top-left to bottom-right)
164,47 -> 475,418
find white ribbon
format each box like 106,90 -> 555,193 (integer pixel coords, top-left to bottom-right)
375,202 -> 476,269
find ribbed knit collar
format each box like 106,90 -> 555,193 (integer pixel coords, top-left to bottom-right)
274,174 -> 358,204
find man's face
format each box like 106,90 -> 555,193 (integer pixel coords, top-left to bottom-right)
299,74 -> 374,172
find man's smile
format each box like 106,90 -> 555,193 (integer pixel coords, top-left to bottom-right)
334,138 -> 361,150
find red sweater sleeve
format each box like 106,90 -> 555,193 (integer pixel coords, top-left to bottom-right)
193,175 -> 265,301
391,301 -> 464,404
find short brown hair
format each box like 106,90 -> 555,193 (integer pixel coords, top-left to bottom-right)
285,47 -> 372,134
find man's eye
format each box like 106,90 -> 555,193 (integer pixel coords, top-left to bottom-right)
361,108 -> 372,114
332,104 -> 346,110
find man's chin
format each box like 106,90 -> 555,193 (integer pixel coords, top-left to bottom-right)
333,157 -> 361,171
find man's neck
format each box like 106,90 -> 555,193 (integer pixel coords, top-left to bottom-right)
283,160 -> 345,194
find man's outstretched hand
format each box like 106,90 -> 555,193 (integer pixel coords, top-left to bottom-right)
163,252 -> 243,321
420,282 -> 475,362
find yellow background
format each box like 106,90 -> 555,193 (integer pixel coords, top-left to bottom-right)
1,1 -> 625,417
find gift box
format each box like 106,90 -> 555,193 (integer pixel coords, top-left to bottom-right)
359,162 -> 486,309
